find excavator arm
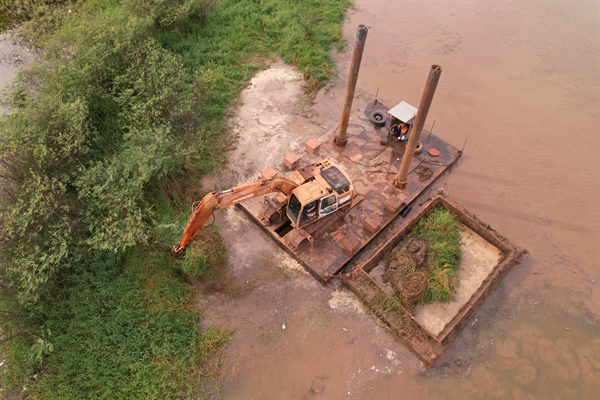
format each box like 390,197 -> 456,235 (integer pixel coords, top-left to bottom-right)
173,176 -> 298,254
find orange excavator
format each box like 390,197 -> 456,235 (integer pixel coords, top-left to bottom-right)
173,159 -> 355,254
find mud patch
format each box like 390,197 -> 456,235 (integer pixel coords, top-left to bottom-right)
328,287 -> 366,314
204,60 -> 306,189
0,34 -> 35,115
0,34 -> 35,67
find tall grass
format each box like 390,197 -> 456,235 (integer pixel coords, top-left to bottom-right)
411,208 -> 462,303
3,248 -> 231,399
0,0 -> 77,44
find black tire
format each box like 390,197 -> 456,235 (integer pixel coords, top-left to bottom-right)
369,111 -> 387,127
415,141 -> 424,154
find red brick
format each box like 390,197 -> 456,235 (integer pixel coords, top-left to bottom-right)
342,234 -> 361,254
305,138 -> 320,155
384,196 -> 404,214
364,214 -> 383,234
284,152 -> 300,169
261,167 -> 278,180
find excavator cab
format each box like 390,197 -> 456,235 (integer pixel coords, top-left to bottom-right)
173,159 -> 354,254
285,161 -> 354,228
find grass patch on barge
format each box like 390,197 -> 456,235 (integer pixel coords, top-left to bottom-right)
412,208 -> 462,304
381,208 -> 463,313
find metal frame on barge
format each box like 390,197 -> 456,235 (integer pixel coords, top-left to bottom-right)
341,195 -> 528,366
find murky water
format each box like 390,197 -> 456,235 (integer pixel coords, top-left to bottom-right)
1,2 -> 598,398
221,1 -> 599,398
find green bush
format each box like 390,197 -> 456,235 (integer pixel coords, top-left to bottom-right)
180,224 -> 227,278
0,0 -> 78,43
1,0 -> 350,307
0,0 -> 350,396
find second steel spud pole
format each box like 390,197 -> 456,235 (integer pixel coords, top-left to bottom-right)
394,65 -> 442,189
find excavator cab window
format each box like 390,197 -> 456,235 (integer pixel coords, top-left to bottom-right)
319,194 -> 337,217
287,194 -> 302,226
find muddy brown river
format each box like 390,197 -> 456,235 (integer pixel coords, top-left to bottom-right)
1,1 -> 598,398
216,2 -> 599,398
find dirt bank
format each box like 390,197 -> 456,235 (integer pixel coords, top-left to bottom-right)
0,34 -> 35,115
202,59 -> 328,190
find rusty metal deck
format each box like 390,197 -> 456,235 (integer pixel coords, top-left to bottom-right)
237,101 -> 462,284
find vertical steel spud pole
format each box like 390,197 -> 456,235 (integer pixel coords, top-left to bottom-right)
394,65 -> 442,189
335,25 -> 369,147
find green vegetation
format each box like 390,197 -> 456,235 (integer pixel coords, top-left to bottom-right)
411,207 -> 463,303
181,225 -> 227,278
0,1 -> 77,43
361,208 -> 462,331
4,249 -> 231,398
363,289 -> 408,331
0,0 -> 350,397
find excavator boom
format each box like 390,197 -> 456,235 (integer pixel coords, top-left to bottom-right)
173,176 -> 297,254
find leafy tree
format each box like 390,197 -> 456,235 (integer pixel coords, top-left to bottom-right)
0,0 -> 350,396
